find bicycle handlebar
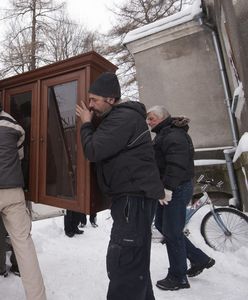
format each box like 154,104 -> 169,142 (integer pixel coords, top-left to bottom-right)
197,175 -> 224,189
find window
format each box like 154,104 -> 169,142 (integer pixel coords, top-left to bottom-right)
46,81 -> 77,199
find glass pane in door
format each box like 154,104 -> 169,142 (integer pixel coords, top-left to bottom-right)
46,81 -> 77,199
10,92 -> 32,191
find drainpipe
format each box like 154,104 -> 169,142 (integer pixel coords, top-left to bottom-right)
210,30 -> 239,147
198,14 -> 240,208
197,16 -> 239,146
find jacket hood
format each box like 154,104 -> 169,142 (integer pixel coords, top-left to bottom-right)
152,116 -> 190,133
171,116 -> 190,128
114,100 -> 147,119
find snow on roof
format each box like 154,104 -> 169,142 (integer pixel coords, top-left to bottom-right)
194,159 -> 226,166
123,0 -> 202,45
233,132 -> 248,162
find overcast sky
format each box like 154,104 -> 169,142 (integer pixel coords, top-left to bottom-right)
65,0 -> 119,32
0,0 -> 122,35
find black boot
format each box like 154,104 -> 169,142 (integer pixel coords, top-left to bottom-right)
156,274 -> 190,291
10,265 -> 20,277
187,258 -> 215,277
0,270 -> 8,277
74,228 -> 84,235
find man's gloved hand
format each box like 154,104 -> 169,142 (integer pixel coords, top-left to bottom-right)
159,189 -> 173,205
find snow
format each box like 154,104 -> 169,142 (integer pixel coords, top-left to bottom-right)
1,208 -> 248,300
232,81 -> 245,119
195,146 -> 233,152
123,0 -> 202,45
194,159 -> 226,166
233,132 -> 248,162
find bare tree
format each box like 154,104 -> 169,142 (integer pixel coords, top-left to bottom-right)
0,0 -> 106,78
0,0 -> 65,76
43,12 -> 105,63
105,0 -> 190,100
0,21 -> 33,77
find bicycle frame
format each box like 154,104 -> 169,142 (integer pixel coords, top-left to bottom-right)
208,202 -> 232,236
186,192 -> 209,224
184,176 -> 248,252
186,181 -> 232,237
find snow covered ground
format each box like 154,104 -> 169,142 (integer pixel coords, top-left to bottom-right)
1,208 -> 248,300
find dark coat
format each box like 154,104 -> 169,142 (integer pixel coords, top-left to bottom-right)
152,116 -> 195,191
0,111 -> 24,188
80,101 -> 164,199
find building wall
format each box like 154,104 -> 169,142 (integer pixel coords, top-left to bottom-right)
128,24 -> 233,149
124,1 -> 248,210
213,0 -> 248,136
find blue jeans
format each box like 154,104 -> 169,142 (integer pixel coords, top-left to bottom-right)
155,180 -> 210,280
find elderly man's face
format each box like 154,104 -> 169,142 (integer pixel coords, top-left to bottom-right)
146,112 -> 163,129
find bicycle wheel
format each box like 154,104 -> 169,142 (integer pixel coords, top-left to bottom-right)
200,207 -> 248,252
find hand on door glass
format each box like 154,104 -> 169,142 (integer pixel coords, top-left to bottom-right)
76,101 -> 93,124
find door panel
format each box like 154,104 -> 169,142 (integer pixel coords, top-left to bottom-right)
6,83 -> 38,202
46,81 -> 77,199
40,71 -> 87,211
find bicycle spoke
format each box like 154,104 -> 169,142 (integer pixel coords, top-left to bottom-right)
201,208 -> 248,252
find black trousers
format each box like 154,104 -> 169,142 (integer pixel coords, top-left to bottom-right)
106,195 -> 157,300
64,210 -> 82,234
78,213 -> 97,225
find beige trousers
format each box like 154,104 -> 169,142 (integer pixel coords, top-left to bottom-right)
0,188 -> 47,300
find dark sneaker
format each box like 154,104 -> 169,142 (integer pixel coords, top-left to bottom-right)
0,270 -> 8,277
74,228 -> 84,235
91,222 -> 98,228
187,258 -> 215,277
160,237 -> 166,245
10,266 -> 20,277
156,276 -> 190,291
65,231 -> 75,238
79,223 -> 86,228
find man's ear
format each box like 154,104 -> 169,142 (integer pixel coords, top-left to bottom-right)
105,98 -> 115,105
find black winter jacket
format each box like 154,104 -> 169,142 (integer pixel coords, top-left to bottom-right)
80,101 -> 164,199
0,111 -> 25,188
152,116 -> 194,191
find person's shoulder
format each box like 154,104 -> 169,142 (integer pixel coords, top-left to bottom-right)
167,127 -> 192,146
164,126 -> 184,140
0,111 -> 17,123
0,111 -> 24,134
115,101 -> 146,117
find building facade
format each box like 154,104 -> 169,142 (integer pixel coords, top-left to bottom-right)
124,0 -> 248,210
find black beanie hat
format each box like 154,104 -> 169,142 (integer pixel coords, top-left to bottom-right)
88,72 -> 121,99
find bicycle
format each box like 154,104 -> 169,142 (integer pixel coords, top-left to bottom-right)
185,175 -> 248,252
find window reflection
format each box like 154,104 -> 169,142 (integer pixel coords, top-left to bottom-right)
46,81 -> 77,199
10,92 -> 32,191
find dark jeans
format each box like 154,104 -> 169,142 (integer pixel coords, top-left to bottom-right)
155,180 -> 210,280
107,195 -> 157,300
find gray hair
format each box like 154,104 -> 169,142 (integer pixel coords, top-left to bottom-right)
147,105 -> 170,119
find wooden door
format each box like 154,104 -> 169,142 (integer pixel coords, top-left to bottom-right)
39,70 -> 89,212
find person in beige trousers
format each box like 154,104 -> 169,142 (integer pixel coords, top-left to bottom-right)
0,103 -> 46,300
